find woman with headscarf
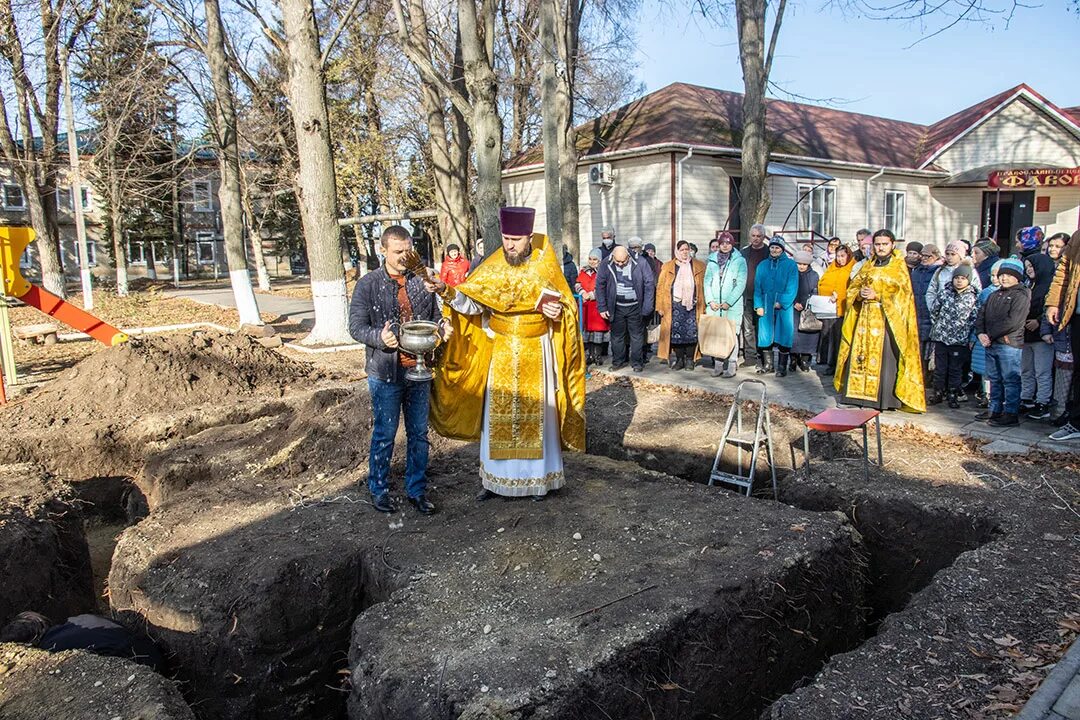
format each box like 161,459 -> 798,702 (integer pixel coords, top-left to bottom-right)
575,248 -> 610,368
703,231 -> 747,377
657,240 -> 707,370
816,244 -> 854,375
754,237 -> 799,376
790,250 -> 821,372
835,229 -> 926,412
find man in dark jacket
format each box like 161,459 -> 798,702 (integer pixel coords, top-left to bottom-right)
911,243 -> 942,371
348,225 -> 445,515
562,247 -> 578,290
596,246 -> 655,372
741,224 -> 771,369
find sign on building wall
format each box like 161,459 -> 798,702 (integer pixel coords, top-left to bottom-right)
987,168 -> 1080,188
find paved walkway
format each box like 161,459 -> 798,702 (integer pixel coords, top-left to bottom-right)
164,284 -> 315,324
596,359 -> 1080,453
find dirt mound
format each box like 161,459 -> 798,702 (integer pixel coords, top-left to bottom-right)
0,465 -> 95,627
0,642 -> 194,720
10,330 -> 312,430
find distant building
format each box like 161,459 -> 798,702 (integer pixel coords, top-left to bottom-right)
2,136 -> 300,284
504,82 -> 1080,263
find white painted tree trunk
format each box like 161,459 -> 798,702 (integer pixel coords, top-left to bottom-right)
204,0 -> 263,326
279,0 -> 353,345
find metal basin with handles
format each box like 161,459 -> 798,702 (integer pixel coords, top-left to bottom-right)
397,320 -> 443,381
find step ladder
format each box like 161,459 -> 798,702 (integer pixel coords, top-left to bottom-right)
709,379 -> 778,499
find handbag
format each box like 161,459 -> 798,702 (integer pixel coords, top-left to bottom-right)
697,314 -> 738,358
647,322 -> 661,344
799,306 -> 823,332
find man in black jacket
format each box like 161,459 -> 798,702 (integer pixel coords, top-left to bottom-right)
596,246 -> 655,372
348,225 -> 446,515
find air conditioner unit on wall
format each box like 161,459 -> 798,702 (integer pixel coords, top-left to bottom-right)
589,163 -> 613,186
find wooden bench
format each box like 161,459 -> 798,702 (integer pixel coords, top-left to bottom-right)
13,323 -> 60,346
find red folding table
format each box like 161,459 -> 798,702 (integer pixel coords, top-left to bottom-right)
792,408 -> 883,482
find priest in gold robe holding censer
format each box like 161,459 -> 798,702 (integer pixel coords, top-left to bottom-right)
429,207 -> 587,500
835,229 -> 926,412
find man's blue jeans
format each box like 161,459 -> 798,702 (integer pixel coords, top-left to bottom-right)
985,342 -> 1022,415
368,377 -> 430,499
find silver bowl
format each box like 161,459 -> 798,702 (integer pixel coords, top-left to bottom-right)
398,320 -> 443,381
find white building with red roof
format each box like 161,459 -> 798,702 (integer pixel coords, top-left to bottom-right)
504,82 -> 1080,261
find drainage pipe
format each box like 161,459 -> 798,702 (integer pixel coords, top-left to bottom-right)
865,166 -> 886,229
676,148 -> 695,249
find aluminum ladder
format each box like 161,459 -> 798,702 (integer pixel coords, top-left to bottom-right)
709,379 -> 778,499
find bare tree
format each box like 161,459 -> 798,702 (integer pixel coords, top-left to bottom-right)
80,0 -> 177,296
0,0 -> 95,297
146,0 -> 264,324
248,0 -> 352,344
392,0 -> 504,248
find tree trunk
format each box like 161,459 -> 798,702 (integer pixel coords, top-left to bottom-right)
204,0 -> 263,326
421,85 -> 471,257
109,201 -> 129,297
24,183 -> 66,296
145,242 -> 158,280
279,0 -> 352,345
540,0 -> 562,256
736,0 -> 771,241
240,169 -> 272,291
459,0 -> 504,250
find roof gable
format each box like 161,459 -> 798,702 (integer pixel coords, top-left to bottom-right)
918,85 -> 1080,168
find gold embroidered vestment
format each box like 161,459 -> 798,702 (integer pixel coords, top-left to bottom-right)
430,233 -> 586,459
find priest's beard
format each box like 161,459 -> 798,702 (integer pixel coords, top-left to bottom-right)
504,246 -> 533,267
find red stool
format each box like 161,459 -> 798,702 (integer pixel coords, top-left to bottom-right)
792,408 -> 883,482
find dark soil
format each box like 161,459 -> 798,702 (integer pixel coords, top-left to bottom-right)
0,465 -> 95,627
9,330 -> 312,431
0,642 -> 194,719
107,385 -> 452,719
346,452 -> 866,720
583,375 -> 1080,719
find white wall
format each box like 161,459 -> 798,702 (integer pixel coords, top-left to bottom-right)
935,97 -> 1080,173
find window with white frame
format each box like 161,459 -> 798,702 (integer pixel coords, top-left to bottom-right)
56,187 -> 72,212
3,183 -> 25,210
19,245 -> 33,268
80,240 -> 97,267
884,190 -> 906,239
797,184 -> 836,238
192,180 -> 213,212
128,238 -> 147,264
195,232 -> 216,264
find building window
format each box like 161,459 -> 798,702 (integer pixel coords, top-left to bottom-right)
797,184 -> 836,238
57,187 -> 72,212
192,180 -> 213,212
80,241 -> 97,267
128,239 -> 147,264
19,245 -> 33,268
884,190 -> 906,239
195,232 -> 216,264
3,184 -> 25,210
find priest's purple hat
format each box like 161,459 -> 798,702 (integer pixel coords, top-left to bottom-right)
499,206 -> 535,236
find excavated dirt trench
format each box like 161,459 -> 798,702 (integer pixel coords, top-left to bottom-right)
7,341 -> 1071,720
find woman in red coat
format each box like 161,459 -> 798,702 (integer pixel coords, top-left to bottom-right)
439,244 -> 471,287
576,248 -> 610,366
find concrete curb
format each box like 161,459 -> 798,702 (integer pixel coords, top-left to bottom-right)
1017,637 -> 1080,720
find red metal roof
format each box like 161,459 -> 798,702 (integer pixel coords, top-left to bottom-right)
506,82 -> 1080,173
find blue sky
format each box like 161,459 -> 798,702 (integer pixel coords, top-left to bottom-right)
633,1 -> 1079,125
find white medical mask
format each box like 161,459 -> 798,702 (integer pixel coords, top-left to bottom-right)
602,237 -> 613,247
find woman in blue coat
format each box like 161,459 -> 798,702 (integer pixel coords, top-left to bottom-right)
754,237 -> 799,376
703,232 -> 747,377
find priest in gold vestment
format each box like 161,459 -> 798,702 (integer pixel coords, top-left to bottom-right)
835,229 -> 926,412
430,207 -> 586,498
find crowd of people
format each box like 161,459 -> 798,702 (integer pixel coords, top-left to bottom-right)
510,222 -> 1078,442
